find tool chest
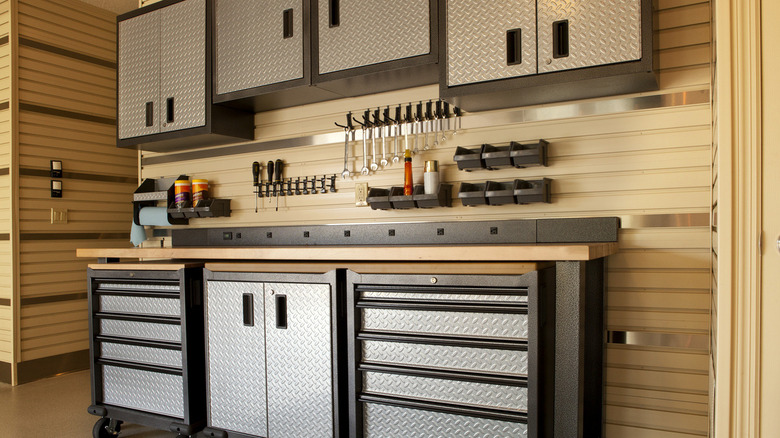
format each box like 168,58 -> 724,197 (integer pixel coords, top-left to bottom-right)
346,269 -> 555,437
87,265 -> 206,438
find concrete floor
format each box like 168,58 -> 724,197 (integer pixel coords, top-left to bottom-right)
0,370 -> 180,437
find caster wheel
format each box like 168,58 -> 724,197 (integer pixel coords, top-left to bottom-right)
92,417 -> 121,438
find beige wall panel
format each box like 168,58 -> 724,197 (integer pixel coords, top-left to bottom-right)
605,424 -> 704,438
607,346 -> 709,372
18,87 -> 114,119
19,61 -> 114,99
18,117 -> 114,146
17,6 -> 114,46
20,340 -> 88,362
606,405 -> 707,435
609,290 -> 710,312
607,310 -> 709,333
19,50 -> 115,83
657,2 -> 710,29
19,299 -> 85,317
606,367 -> 708,394
22,319 -> 86,339
19,0 -> 115,33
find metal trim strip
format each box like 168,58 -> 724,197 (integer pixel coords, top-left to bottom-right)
0,233 -> 9,240
0,298 -> 10,306
0,101 -> 8,111
19,37 -> 116,68
607,330 -> 709,351
0,35 -> 8,46
618,213 -> 709,228
19,102 -> 116,125
142,90 -> 709,166
20,293 -> 87,306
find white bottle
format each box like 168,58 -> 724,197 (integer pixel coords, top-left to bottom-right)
424,160 -> 440,195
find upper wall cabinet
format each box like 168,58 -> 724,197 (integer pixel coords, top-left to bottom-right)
440,0 -> 658,112
212,0 -> 340,112
311,0 -> 439,97
117,0 -> 254,152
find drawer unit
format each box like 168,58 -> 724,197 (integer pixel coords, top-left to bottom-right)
347,270 -> 555,438
312,0 -> 439,97
87,266 -> 205,437
202,269 -> 347,438
440,0 -> 657,111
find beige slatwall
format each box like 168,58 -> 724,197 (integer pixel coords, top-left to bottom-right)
709,0 -> 718,434
14,0 -> 135,363
140,1 -> 713,436
0,0 -> 11,365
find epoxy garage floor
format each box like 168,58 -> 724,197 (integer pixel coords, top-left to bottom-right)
0,370 -> 178,437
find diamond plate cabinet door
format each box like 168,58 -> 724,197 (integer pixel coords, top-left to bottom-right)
440,0 -> 657,112
311,0 -> 439,97
116,0 -> 254,152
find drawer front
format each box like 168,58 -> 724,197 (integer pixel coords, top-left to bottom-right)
215,0 -> 304,94
361,308 -> 528,340
94,282 -> 181,292
317,0 -> 430,74
363,402 -> 527,438
205,280 -> 267,436
101,365 -> 183,418
363,371 -> 527,411
362,340 -> 528,376
361,290 -> 528,303
99,342 -> 182,368
99,295 -> 180,317
447,0 -> 537,86
537,0 -> 642,73
99,319 -> 181,343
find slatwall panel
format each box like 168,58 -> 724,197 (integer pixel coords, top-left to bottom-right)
0,0 -> 10,365
709,1 -> 718,434
14,0 -> 136,364
140,1 -> 713,436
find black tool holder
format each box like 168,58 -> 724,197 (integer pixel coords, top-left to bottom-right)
458,179 -> 552,206
367,184 -> 453,210
455,140 -> 549,171
133,176 -> 189,226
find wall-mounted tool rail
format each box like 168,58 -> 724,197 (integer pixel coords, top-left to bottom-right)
250,160 -> 338,212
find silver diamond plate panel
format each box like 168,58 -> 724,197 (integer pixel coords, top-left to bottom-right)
118,10 -> 160,139
363,372 -> 527,411
537,0 -> 642,74
318,0 -> 430,74
363,403 -> 527,438
101,365 -> 184,418
362,340 -> 528,376
362,291 -> 527,303
205,281 -> 267,437
100,342 -> 182,368
100,319 -> 181,343
132,191 -> 169,202
159,0 -> 206,133
362,309 -> 529,340
447,0 -> 537,86
265,282 -> 333,438
96,282 -> 180,292
215,0 -> 304,94
99,295 -> 180,317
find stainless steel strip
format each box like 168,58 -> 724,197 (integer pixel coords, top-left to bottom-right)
142,90 -> 710,166
607,331 -> 709,351
617,213 -> 710,229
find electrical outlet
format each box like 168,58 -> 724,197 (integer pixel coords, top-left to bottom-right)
355,182 -> 369,207
50,208 -> 68,224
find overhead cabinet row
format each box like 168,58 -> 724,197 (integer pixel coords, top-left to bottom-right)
117,0 -> 655,151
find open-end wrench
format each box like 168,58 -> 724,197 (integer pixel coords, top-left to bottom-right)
355,112 -> 370,175
379,107 -> 390,167
423,101 -> 433,150
392,105 -> 401,163
374,109 -> 387,167
441,101 -> 450,142
414,102 -> 423,154
404,103 -> 412,153
335,112 -> 353,179
370,109 -> 379,171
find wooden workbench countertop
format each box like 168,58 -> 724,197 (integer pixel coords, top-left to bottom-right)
77,242 -> 618,262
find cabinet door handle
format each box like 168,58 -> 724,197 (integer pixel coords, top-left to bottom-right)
553,20 -> 569,58
242,293 -> 254,326
506,28 -> 522,65
329,0 -> 339,28
166,97 -> 174,123
275,295 -> 287,329
145,102 -> 154,127
283,8 -> 294,39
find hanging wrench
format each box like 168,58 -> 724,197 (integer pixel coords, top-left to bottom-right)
335,113 -> 353,179
404,103 -> 412,153
370,109 -> 379,171
392,105 -> 402,163
354,112 -> 369,175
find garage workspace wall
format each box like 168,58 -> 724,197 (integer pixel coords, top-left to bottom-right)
140,1 -> 713,436
0,0 -> 136,385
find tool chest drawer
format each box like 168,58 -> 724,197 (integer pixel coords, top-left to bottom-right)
347,269 -> 554,438
87,266 -> 205,436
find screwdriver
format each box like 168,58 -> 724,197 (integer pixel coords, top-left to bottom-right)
252,161 -> 261,213
274,159 -> 284,211
266,160 -> 274,198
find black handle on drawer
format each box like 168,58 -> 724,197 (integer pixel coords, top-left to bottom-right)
329,0 -> 339,27
506,28 -> 522,65
553,20 -> 569,58
275,295 -> 287,329
283,8 -> 294,39
166,97 -> 174,123
242,293 -> 254,327
145,101 -> 153,127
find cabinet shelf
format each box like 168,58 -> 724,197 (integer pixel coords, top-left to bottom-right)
167,198 -> 231,219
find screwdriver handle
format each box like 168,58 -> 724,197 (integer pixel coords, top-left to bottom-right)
274,159 -> 283,182
252,161 -> 261,186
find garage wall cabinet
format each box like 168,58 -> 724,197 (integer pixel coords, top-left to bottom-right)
202,269 -> 347,438
440,0 -> 658,111
117,0 -> 254,152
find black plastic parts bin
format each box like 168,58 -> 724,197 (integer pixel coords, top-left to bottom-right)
482,144 -> 513,169
453,145 -> 486,171
485,181 -> 517,205
515,178 -> 552,204
458,182 -> 489,206
454,140 -> 549,171
368,185 -> 452,210
415,183 -> 453,208
460,179 -> 552,206
167,199 -> 231,219
511,140 -> 548,168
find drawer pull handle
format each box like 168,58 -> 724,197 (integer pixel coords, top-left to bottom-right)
242,293 -> 254,327
506,28 -> 522,65
553,20 -> 569,58
283,8 -> 293,39
145,102 -> 153,127
166,97 -> 174,123
329,0 -> 340,28
275,295 -> 287,329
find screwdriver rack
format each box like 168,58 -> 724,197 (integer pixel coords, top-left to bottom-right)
252,158 -> 338,212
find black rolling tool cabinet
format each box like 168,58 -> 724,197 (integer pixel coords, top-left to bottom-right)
346,268 -> 557,438
86,265 -> 205,438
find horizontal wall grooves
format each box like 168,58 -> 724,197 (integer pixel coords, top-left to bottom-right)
20,292 -> 86,306
18,167 -> 136,184
0,35 -> 7,46
19,102 -> 114,125
19,233 -> 130,241
0,101 -> 7,110
18,37 -> 115,68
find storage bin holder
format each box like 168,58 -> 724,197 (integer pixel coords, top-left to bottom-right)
453,145 -> 487,171
511,140 -> 548,168
485,180 -> 517,205
167,198 -> 231,219
515,178 -> 552,204
133,176 -> 188,226
457,182 -> 489,206
482,144 -> 513,169
367,184 -> 452,210
454,140 -> 549,171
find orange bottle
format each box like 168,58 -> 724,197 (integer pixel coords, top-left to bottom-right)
403,149 -> 413,195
